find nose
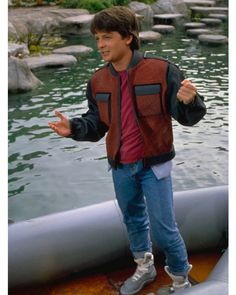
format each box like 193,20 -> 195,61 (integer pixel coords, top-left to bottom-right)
97,38 -> 105,49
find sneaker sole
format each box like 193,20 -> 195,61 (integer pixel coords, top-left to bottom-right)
120,275 -> 157,295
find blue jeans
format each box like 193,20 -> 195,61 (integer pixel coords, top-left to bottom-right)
112,160 -> 190,276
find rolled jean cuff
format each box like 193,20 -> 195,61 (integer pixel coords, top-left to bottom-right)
168,264 -> 192,277
133,250 -> 152,259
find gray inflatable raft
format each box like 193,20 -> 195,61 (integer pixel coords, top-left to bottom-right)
8,185 -> 228,294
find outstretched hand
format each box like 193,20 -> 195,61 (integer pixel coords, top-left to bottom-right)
177,79 -> 197,105
48,110 -> 71,137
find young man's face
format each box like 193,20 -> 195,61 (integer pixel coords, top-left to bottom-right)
94,31 -> 133,64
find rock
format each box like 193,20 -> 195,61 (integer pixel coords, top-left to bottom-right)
8,43 -> 30,58
60,14 -> 94,35
8,7 -> 91,42
183,0 -> 215,6
129,1 -> 154,24
190,6 -> 228,18
200,18 -> 222,26
152,24 -> 175,34
52,45 -> 93,57
184,22 -> 206,29
208,13 -> 228,21
139,31 -> 162,42
24,54 -> 77,70
186,28 -> 212,36
198,34 -> 228,45
8,21 -> 19,42
153,13 -> 185,25
8,56 -> 43,93
151,0 -> 188,16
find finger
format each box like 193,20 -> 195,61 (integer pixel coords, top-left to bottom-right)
48,122 -> 57,130
179,86 -> 196,97
181,79 -> 192,85
177,92 -> 195,101
177,92 -> 183,101
181,80 -> 196,91
178,86 -> 196,96
55,110 -> 66,121
184,84 -> 197,92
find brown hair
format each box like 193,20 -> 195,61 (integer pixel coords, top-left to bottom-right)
90,6 -> 140,50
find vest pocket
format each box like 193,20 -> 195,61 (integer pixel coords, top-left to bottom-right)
95,93 -> 111,125
134,84 -> 162,117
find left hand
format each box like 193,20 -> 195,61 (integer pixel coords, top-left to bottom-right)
177,79 -> 197,105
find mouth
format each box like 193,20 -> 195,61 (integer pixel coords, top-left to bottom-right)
100,51 -> 110,57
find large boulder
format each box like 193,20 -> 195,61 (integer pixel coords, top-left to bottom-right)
151,0 -> 188,16
8,21 -> 19,42
8,43 -> 29,58
129,1 -> 154,24
8,56 -> 43,93
8,7 -> 91,42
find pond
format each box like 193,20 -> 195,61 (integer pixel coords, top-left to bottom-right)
8,21 -> 228,222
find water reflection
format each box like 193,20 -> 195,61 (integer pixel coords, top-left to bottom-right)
8,25 -> 228,221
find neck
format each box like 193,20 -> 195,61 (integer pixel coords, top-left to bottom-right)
112,50 -> 133,72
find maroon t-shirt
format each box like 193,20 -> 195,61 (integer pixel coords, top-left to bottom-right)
119,70 -> 144,164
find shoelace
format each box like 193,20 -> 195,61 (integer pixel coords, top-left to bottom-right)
169,281 -> 191,293
131,263 -> 151,281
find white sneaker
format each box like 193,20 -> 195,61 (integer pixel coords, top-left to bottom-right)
120,252 -> 157,295
157,265 -> 192,294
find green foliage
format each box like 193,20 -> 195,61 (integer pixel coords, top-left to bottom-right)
61,0 -> 131,12
79,0 -> 113,12
60,0 -> 80,8
113,0 -> 131,5
61,0 -> 112,12
134,0 -> 156,3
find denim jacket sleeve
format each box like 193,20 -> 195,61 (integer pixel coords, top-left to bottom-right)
166,62 -> 207,126
69,80 -> 108,142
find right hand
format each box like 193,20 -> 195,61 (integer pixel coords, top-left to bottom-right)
48,110 -> 71,137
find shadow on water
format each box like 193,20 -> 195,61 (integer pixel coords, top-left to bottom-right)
8,19 -> 228,221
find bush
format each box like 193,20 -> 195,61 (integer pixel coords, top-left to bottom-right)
61,0 -> 131,11
61,0 -> 79,8
113,0 -> 131,5
61,0 -> 111,11
79,0 -> 113,12
135,0 -> 156,3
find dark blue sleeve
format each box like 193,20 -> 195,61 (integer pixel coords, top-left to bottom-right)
166,62 -> 206,126
69,81 -> 108,142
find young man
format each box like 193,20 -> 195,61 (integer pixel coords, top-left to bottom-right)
48,6 -> 206,295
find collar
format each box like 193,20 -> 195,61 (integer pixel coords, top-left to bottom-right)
109,50 -> 144,76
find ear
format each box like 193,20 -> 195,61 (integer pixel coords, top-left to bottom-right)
125,34 -> 133,46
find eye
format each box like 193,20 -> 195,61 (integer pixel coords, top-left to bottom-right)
104,34 -> 112,39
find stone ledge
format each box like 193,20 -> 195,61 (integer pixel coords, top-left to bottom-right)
186,28 -> 212,36
198,34 -> 228,45
183,0 -> 215,6
201,18 -> 222,25
52,45 -> 93,57
152,24 -> 175,34
190,6 -> 228,17
139,31 -> 162,42
24,54 -> 77,70
184,22 -> 206,29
